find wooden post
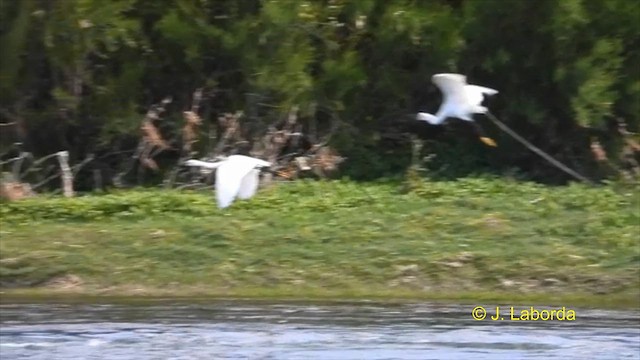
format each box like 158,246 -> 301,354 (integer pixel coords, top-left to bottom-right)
56,151 -> 74,197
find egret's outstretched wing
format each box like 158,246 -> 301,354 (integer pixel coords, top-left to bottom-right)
214,160 -> 255,209
470,85 -> 498,96
237,169 -> 260,200
465,85 -> 498,107
215,163 -> 243,209
214,155 -> 272,208
234,155 -> 270,200
432,73 -> 468,104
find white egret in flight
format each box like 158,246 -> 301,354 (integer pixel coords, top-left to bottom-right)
417,73 -> 498,147
185,155 -> 277,209
416,73 -> 593,183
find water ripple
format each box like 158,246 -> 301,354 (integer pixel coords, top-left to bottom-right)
0,302 -> 638,360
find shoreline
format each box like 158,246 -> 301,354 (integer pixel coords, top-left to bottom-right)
1,287 -> 638,309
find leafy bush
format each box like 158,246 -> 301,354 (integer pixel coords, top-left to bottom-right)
2,179 -> 637,224
0,189 -> 218,222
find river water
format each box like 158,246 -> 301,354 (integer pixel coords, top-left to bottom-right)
0,300 -> 638,359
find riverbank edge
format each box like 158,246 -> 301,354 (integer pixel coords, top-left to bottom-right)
1,287 -> 638,309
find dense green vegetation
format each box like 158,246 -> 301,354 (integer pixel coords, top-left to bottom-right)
1,180 -> 638,307
1,0 -> 639,185
1,0 -> 638,308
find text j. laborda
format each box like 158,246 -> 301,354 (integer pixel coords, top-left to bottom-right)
472,306 -> 576,321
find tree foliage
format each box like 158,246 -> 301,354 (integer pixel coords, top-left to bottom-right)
1,0 -> 638,187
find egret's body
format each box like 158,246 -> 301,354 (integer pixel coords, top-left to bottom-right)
185,155 -> 272,209
417,73 -> 498,146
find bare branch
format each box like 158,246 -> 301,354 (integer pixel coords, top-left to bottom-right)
72,154 -> 95,175
164,88 -> 209,189
113,140 -> 146,187
12,152 -> 33,180
213,111 -> 243,156
183,95 -> 346,187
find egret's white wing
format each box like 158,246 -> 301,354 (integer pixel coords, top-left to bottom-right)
465,85 -> 498,107
470,85 -> 498,96
432,74 -> 468,103
234,155 -> 271,199
236,169 -> 260,200
215,159 -> 256,209
232,155 -> 269,200
214,155 -> 271,208
215,163 -> 242,209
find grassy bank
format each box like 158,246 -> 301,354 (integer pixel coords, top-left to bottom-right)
1,178 -> 639,308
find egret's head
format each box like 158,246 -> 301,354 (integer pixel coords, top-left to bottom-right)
416,112 -> 439,125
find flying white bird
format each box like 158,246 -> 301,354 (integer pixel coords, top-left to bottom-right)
415,73 -> 594,183
417,73 -> 498,147
185,155 -> 275,209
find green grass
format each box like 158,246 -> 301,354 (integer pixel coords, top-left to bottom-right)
1,178 -> 639,308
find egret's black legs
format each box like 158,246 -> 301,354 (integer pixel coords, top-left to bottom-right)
485,112 -> 594,184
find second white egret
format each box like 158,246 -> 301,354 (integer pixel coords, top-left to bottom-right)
185,155 -> 275,209
417,73 -> 498,147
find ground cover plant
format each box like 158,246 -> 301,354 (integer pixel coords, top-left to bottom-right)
1,178 -> 638,308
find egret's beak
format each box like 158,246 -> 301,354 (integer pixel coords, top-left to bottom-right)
480,137 -> 498,147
